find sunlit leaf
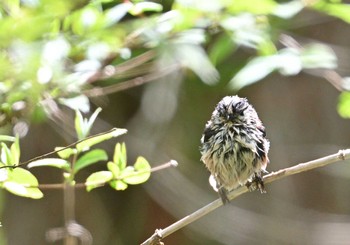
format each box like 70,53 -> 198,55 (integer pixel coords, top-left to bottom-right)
105,2 -> 132,26
273,0 -> 304,19
229,56 -> 277,90
227,0 -> 276,14
312,1 -> 350,23
74,149 -> 108,174
0,136 -> 16,142
277,49 -> 302,76
59,95 -> 90,114
300,44 -> 337,69
338,91 -> 350,118
27,158 -> 70,171
10,136 -> 20,166
1,143 -> 13,166
0,167 -> 8,182
122,157 -> 151,185
174,43 -> 219,85
4,167 -> 43,199
113,143 -> 127,170
74,109 -> 85,140
85,107 -> 102,136
129,2 -> 163,15
109,179 -> 128,190
107,161 -> 120,177
86,171 -> 113,191
55,147 -> 77,159
76,128 -> 127,152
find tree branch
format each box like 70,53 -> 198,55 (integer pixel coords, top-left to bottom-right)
141,149 -> 350,245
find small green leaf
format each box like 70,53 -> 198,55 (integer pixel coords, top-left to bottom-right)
86,107 -> 102,135
10,136 -> 20,166
122,157 -> 151,185
76,128 -> 127,152
1,143 -> 13,166
74,149 -> 108,174
107,161 -> 120,177
27,158 -> 70,171
0,136 -> 16,142
75,109 -> 85,140
129,2 -> 163,15
338,91 -> 350,118
55,147 -> 77,159
113,143 -> 127,170
74,107 -> 102,140
4,168 -> 43,199
86,171 -> 113,191
109,179 -> 128,190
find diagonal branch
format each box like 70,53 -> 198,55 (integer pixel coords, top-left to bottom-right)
141,149 -> 350,245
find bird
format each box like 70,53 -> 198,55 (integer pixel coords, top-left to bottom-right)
200,95 -> 270,203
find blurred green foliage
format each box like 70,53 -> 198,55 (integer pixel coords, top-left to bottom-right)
1,0 -> 350,127
0,108 -> 149,198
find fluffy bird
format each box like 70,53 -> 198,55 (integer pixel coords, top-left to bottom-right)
200,96 -> 270,203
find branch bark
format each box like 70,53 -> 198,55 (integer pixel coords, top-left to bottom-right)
141,149 -> 350,245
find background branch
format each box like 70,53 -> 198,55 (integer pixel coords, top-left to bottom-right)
141,149 -> 350,245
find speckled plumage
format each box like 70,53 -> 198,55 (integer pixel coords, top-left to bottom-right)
200,96 -> 270,203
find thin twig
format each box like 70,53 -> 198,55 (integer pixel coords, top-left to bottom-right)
31,160 -> 178,190
141,149 -> 350,245
0,128 -> 124,169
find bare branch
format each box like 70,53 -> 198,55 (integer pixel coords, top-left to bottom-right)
141,149 -> 350,245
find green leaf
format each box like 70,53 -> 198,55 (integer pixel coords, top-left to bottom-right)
27,158 -> 70,171
74,149 -> 108,174
104,2 -> 132,26
109,179 -> 128,190
4,168 -> 43,199
227,0 -> 277,14
338,92 -> 350,118
59,95 -> 90,114
75,109 -> 85,140
74,107 -> 102,140
300,44 -> 337,69
122,157 -> 151,185
312,1 -> 350,23
76,128 -> 127,152
173,43 -> 219,85
113,143 -> 127,170
107,161 -> 120,177
1,143 -> 13,166
86,107 -> 102,135
0,136 -> 16,142
86,171 -> 113,191
55,147 -> 77,159
229,56 -> 277,90
273,0 -> 304,19
209,33 -> 237,65
129,2 -> 163,15
10,136 -> 20,166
